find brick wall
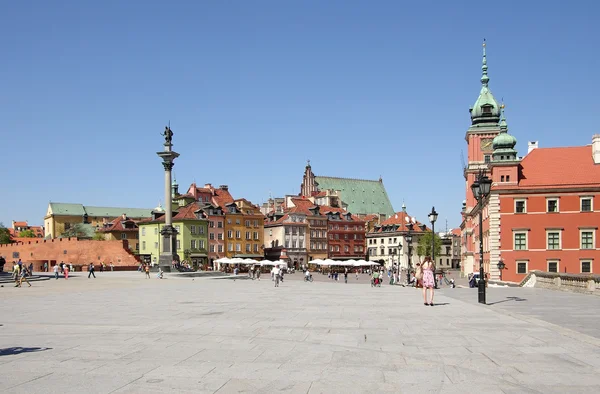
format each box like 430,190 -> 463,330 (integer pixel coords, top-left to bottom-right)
0,239 -> 140,271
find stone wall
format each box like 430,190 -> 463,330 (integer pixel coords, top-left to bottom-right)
527,270 -> 599,296
0,238 -> 140,272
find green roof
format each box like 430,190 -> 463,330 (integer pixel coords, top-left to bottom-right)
314,176 -> 394,217
49,203 -> 153,218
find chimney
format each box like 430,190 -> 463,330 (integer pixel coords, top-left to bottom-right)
528,141 -> 539,154
122,213 -> 127,220
205,183 -> 212,188
593,134 -> 600,164
219,185 -> 229,191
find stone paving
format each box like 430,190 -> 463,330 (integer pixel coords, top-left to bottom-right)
1,272 -> 599,393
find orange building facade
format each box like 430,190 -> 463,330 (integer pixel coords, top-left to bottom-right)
461,42 -> 600,282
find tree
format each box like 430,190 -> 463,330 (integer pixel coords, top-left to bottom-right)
93,232 -> 106,241
0,223 -> 13,244
416,231 -> 442,261
61,223 -> 92,239
19,229 -> 36,238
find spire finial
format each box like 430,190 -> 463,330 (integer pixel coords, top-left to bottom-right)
481,39 -> 489,86
307,159 -> 311,167
499,101 -> 508,131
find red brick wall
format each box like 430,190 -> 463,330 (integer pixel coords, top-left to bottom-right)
0,238 -> 140,271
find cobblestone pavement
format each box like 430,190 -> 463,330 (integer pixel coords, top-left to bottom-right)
1,272 -> 599,393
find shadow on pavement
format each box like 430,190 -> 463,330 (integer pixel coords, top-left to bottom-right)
487,296 -> 527,306
0,347 -> 52,356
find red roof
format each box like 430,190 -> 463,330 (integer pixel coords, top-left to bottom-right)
13,221 -> 28,228
100,216 -> 139,232
173,202 -> 204,220
517,146 -> 600,188
451,228 -> 461,237
374,211 -> 429,233
212,189 -> 234,210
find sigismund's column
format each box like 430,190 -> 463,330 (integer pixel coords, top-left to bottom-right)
157,126 -> 180,272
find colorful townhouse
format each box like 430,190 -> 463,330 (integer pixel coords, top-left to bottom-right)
223,199 -> 264,259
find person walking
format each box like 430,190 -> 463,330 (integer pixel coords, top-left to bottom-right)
88,263 -> 96,279
53,263 -> 59,279
272,265 -> 281,287
144,264 -> 150,279
256,266 -> 261,281
355,269 -> 359,281
110,262 -> 114,271
43,261 -> 48,272
63,263 -> 69,279
344,268 -> 348,284
18,265 -> 32,287
422,256 -> 435,306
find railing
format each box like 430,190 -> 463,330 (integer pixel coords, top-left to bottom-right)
522,270 -> 599,296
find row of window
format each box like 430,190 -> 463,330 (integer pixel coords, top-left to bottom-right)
516,261 -> 592,274
330,245 -> 365,253
309,220 -> 326,226
328,224 -> 364,231
329,233 -> 363,240
513,229 -> 596,250
227,243 -> 261,252
284,227 -> 305,235
208,221 -> 224,228
209,232 -> 224,240
309,242 -> 326,250
514,197 -> 593,214
226,230 -> 261,240
225,218 -> 261,226
368,237 -> 399,245
142,239 -> 207,251
368,247 -> 399,256
285,240 -> 305,249
310,230 -> 326,238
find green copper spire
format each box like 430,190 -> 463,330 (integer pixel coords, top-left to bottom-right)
470,40 -> 501,125
492,104 -> 518,161
481,39 -> 489,86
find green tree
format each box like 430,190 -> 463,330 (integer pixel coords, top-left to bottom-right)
92,232 -> 106,241
61,224 -> 91,239
416,231 -> 442,261
19,229 -> 36,238
0,223 -> 14,244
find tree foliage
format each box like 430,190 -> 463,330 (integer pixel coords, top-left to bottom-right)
0,223 -> 13,244
61,224 -> 91,239
416,231 -> 442,260
93,232 -> 106,241
19,229 -> 36,238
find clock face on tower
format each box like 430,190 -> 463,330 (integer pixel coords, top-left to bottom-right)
481,138 -> 493,151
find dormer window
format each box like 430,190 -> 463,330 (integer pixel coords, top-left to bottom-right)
482,105 -> 492,114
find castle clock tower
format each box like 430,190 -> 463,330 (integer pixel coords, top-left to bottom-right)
464,40 -> 503,211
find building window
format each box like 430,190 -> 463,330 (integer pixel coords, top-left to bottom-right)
121,233 -> 127,240
190,225 -> 196,234
227,219 -> 232,224
217,222 -> 223,228
548,261 -> 558,273
199,226 -> 204,235
236,243 -> 241,252
209,221 -> 215,228
484,155 -> 491,163
209,233 -> 215,240
142,241 -> 146,250
581,231 -> 594,249
254,244 -> 259,252
142,228 -> 146,236
254,220 -> 259,227
547,231 -> 561,250
245,220 -> 251,227
581,261 -> 592,273
506,175 -> 510,182
176,240 -> 181,250
154,227 -> 158,235
228,244 -> 233,252
175,225 -> 181,232
515,200 -> 526,213
227,230 -> 233,238
514,232 -> 527,250
235,219 -> 240,225
191,240 -> 197,249
218,233 -> 223,240
581,197 -> 593,212
517,261 -> 528,274
246,244 -> 251,252
235,231 -> 241,239
154,242 -> 159,249
218,245 -> 223,253
500,175 -> 505,182
246,231 -> 251,240
210,245 -> 215,252
253,232 -> 259,240
547,199 -> 559,213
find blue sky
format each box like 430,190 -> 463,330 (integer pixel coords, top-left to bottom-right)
2,0 -> 598,230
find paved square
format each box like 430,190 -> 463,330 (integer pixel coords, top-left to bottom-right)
1,272 -> 599,393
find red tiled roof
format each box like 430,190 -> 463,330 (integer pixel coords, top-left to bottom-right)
517,146 -> 600,188
451,228 -> 461,237
374,211 -> 429,233
100,216 -> 139,232
212,189 -> 234,210
13,221 -> 28,227
173,202 -> 204,220
173,193 -> 195,200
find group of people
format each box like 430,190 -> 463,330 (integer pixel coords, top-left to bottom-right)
141,264 -> 163,279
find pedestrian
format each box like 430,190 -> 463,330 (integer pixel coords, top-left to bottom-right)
110,262 -> 114,271
29,263 -> 34,274
145,264 -> 150,279
53,263 -> 59,279
69,263 -> 73,272
18,265 -> 32,287
13,261 -> 20,286
256,266 -> 261,281
272,265 -> 281,287
157,267 -> 163,279
422,256 -> 435,306
415,262 -> 423,288
355,269 -> 359,281
63,263 -> 69,280
43,261 -> 48,272
344,268 -> 348,284
88,262 -> 96,279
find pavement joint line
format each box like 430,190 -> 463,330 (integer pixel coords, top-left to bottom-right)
107,373 -> 146,394
4,372 -> 54,390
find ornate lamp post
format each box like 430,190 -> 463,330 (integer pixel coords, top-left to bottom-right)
497,260 -> 505,282
428,207 -> 438,288
157,126 -> 180,272
470,170 -> 492,304
404,218 -> 414,286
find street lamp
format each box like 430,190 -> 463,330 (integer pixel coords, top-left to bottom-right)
428,206 -> 438,288
470,170 -> 492,304
404,217 -> 414,286
497,260 -> 505,282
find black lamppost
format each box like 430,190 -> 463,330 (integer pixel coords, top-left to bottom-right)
497,260 -> 505,282
404,220 -> 414,286
470,171 -> 492,304
428,207 -> 438,288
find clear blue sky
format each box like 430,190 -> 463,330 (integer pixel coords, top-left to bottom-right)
2,0 -> 598,230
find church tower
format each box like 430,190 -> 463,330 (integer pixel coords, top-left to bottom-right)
464,40 -> 503,211
300,160 -> 317,197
